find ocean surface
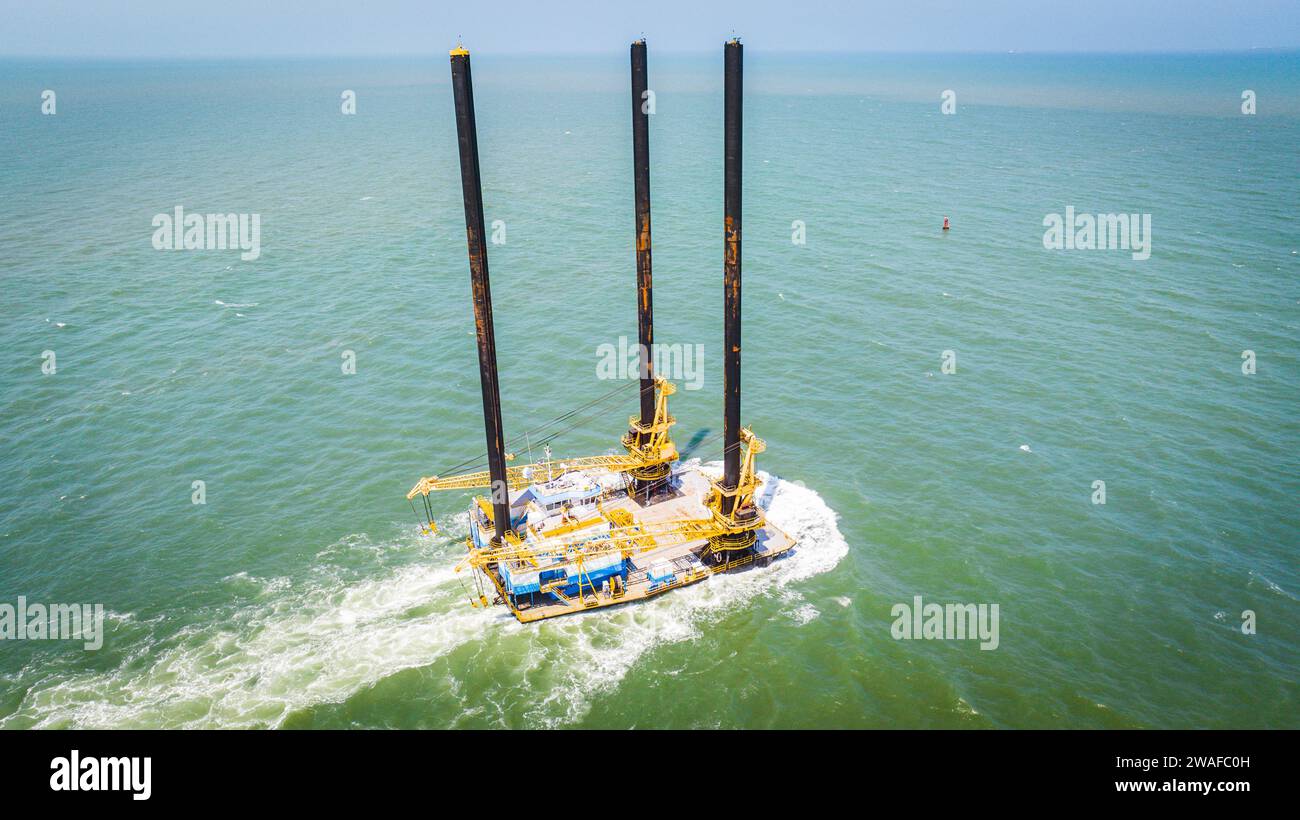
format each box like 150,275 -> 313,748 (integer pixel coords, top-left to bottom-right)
1,51 -> 1297,729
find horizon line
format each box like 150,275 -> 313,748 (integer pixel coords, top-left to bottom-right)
1,45 -> 1298,61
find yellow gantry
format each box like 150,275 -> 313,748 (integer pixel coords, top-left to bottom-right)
454,503 -> 764,574
704,426 -> 765,522
622,377 -> 677,459
453,429 -> 768,574
410,374 -> 770,581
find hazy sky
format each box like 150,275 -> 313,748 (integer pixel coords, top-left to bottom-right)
2,0 -> 1297,57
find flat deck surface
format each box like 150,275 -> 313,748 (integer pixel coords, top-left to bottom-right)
474,464 -> 797,623
505,521 -> 795,622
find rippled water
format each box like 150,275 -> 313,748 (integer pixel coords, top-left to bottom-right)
1,52 -> 1297,728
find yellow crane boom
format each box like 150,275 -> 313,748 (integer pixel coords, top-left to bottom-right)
406,450 -> 673,498
407,377 -> 679,499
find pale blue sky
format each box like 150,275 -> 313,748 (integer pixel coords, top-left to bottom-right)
1,0 -> 1297,57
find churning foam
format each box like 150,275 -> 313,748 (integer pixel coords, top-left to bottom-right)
1,468 -> 845,729
1,530 -> 495,729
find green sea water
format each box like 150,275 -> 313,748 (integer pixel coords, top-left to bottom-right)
1,51 -> 1297,729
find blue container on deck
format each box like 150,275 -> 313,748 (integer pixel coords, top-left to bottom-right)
500,552 -> 628,600
554,551 -> 627,597
500,562 -> 541,595
647,561 -> 676,590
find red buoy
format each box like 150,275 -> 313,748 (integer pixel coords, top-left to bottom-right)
942,216 -> 950,231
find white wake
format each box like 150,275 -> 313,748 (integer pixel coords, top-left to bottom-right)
2,470 -> 846,729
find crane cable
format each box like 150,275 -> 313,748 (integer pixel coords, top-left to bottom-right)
429,379 -> 640,477
413,380 -> 640,530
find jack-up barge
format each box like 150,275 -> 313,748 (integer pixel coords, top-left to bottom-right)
408,39 -> 796,622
